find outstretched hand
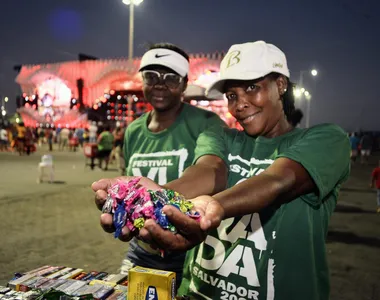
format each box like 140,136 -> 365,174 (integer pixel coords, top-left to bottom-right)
139,195 -> 225,251
91,176 -> 161,241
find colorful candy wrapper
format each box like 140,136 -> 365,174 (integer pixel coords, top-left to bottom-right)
114,202 -> 127,238
133,217 -> 145,229
102,196 -> 113,214
104,178 -> 200,239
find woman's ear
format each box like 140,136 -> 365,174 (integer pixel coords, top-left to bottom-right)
276,75 -> 288,96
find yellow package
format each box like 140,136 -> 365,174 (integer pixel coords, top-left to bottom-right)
88,279 -> 116,288
128,266 -> 176,300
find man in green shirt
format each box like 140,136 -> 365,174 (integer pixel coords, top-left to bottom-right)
97,124 -> 114,170
94,41 -> 350,299
96,43 -> 225,285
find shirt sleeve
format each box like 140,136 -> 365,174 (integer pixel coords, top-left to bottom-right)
193,124 -> 229,166
208,112 -> 228,128
123,128 -> 131,169
276,124 -> 351,204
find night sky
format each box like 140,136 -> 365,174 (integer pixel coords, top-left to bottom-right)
0,0 -> 379,131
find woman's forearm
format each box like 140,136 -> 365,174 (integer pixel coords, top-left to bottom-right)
164,156 -> 228,199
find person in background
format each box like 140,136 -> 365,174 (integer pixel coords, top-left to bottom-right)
59,127 -> 70,151
360,133 -> 373,165
89,121 -> 98,143
75,127 -> 85,147
111,126 -> 125,174
97,124 -> 114,171
47,128 -> 54,151
15,122 -> 26,155
24,127 -> 34,155
370,161 -> 380,213
349,132 -> 360,163
0,126 -> 8,151
94,40 -> 351,300
37,127 -> 45,147
83,128 -> 89,143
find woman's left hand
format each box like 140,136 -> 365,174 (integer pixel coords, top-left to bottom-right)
139,195 -> 225,251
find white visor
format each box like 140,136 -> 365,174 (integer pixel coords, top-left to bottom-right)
139,48 -> 189,77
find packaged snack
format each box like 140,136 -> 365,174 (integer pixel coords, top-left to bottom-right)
128,266 -> 176,300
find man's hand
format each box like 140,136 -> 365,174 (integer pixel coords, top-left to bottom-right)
139,195 -> 225,251
91,176 -> 161,242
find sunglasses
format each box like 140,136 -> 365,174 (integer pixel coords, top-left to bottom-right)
142,70 -> 183,89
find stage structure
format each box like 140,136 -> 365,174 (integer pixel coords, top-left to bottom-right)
15,52 -> 240,129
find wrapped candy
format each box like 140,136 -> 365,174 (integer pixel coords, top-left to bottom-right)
103,178 -> 200,239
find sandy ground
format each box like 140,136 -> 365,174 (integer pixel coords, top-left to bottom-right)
0,146 -> 379,299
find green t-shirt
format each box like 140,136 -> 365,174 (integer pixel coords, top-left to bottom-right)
97,131 -> 114,151
124,103 -> 225,274
179,124 -> 351,300
124,103 -> 225,184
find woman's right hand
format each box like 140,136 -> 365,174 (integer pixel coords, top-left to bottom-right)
92,176 -> 162,242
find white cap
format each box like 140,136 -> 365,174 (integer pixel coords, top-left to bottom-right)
139,48 -> 189,77
207,41 -> 290,98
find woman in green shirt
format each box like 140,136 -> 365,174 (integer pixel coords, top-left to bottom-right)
94,41 -> 350,300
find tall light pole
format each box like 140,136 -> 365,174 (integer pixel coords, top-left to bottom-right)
297,69 -> 318,128
122,0 -> 144,61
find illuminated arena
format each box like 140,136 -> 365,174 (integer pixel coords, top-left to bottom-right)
15,53 -> 240,129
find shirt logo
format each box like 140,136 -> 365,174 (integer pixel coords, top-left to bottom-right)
155,54 -> 170,58
145,286 -> 158,300
129,149 -> 189,185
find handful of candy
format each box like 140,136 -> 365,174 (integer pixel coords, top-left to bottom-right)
102,177 -> 200,239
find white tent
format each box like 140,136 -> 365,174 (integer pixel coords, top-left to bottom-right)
183,84 -> 223,101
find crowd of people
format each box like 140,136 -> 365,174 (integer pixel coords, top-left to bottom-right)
0,121 -> 126,171
349,131 -> 379,164
0,123 -> 36,155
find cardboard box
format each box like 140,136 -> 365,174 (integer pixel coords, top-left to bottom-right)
73,272 -> 88,280
93,272 -> 108,280
93,286 -> 114,300
103,274 -> 128,284
55,279 -> 76,292
41,278 -> 67,291
114,284 -> 128,293
61,280 -> 87,295
46,267 -> 73,279
24,265 -> 51,275
105,290 -> 127,300
128,266 -> 176,300
18,276 -> 49,292
89,280 -> 116,288
59,268 -> 84,279
80,271 -> 99,282
7,274 -> 36,291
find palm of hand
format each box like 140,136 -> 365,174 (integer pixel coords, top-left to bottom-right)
190,195 -> 225,231
139,195 -> 224,252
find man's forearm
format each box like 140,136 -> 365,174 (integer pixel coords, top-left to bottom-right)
164,156 -> 228,199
